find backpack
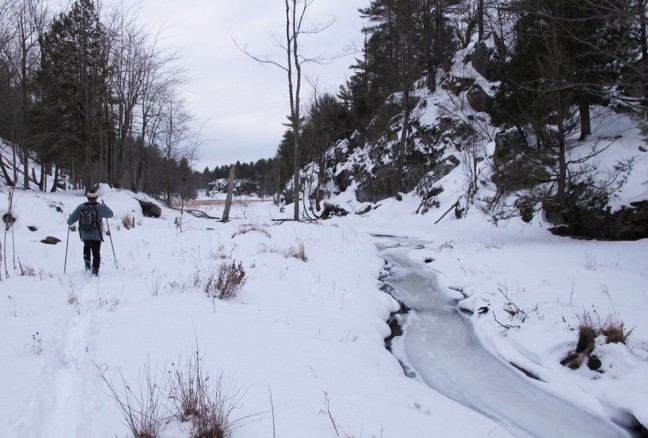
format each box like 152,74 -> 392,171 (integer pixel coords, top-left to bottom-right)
79,203 -> 100,231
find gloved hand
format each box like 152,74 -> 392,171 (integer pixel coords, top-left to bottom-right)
69,224 -> 76,231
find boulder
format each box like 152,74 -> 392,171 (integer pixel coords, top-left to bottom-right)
356,168 -> 400,203
137,199 -> 161,218
41,236 -> 61,245
549,201 -> 648,240
466,84 -> 492,113
335,169 -> 353,193
431,155 -> 460,182
470,41 -> 491,79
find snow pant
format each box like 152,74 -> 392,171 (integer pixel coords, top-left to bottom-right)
83,239 -> 102,273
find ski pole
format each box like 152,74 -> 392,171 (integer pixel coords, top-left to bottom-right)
103,201 -> 118,268
64,226 -> 70,273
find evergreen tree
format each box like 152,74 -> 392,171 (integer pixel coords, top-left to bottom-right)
301,93 -> 348,164
29,0 -> 112,189
505,0 -> 634,138
360,0 -> 425,192
275,129 -> 297,191
177,156 -> 196,205
491,0 -> 637,217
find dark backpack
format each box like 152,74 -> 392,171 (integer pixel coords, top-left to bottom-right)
79,203 -> 100,231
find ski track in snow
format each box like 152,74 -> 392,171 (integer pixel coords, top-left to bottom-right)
37,275 -> 100,438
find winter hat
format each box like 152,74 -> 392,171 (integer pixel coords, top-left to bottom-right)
86,187 -> 99,198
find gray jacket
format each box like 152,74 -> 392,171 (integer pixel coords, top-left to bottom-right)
67,201 -> 114,241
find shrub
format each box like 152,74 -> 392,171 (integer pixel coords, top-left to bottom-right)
168,350 -> 209,423
205,261 -> 246,301
168,344 -> 241,438
98,342 -> 243,438
191,393 -> 233,438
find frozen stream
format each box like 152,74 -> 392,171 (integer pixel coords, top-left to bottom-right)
377,238 -> 630,438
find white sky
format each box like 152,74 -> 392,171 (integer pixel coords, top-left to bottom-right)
118,0 -> 369,170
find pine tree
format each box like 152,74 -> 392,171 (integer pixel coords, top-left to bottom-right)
491,0 -> 637,217
505,0 -> 634,138
29,0 -> 112,190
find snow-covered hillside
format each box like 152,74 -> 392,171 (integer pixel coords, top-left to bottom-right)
319,31 -> 648,243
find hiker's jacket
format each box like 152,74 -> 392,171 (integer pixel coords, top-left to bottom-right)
67,202 -> 114,241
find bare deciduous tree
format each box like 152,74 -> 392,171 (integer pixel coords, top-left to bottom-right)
156,90 -> 194,205
0,0 -> 48,189
106,2 -> 186,193
236,0 -> 331,221
105,3 -> 147,187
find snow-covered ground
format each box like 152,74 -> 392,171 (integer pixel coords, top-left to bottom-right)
0,178 -> 645,437
0,113 -> 647,437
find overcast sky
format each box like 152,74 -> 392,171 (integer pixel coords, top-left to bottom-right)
111,0 -> 368,170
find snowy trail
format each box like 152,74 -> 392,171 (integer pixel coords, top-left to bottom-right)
37,276 -> 102,438
379,240 -> 631,438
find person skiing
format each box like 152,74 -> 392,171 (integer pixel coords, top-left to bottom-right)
67,187 -> 114,276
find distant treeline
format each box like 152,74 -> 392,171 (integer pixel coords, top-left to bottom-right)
196,159 -> 279,197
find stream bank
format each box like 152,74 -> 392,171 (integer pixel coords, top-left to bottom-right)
376,236 -> 631,438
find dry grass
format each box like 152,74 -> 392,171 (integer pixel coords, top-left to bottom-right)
602,319 -> 634,344
285,241 -> 308,261
59,279 -> 78,305
122,215 -> 135,229
67,291 -> 78,305
232,224 -> 271,239
18,260 -> 36,277
168,344 -> 242,438
183,199 -> 267,207
31,332 -> 43,355
561,310 -> 633,370
98,342 -> 243,438
98,362 -> 167,438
